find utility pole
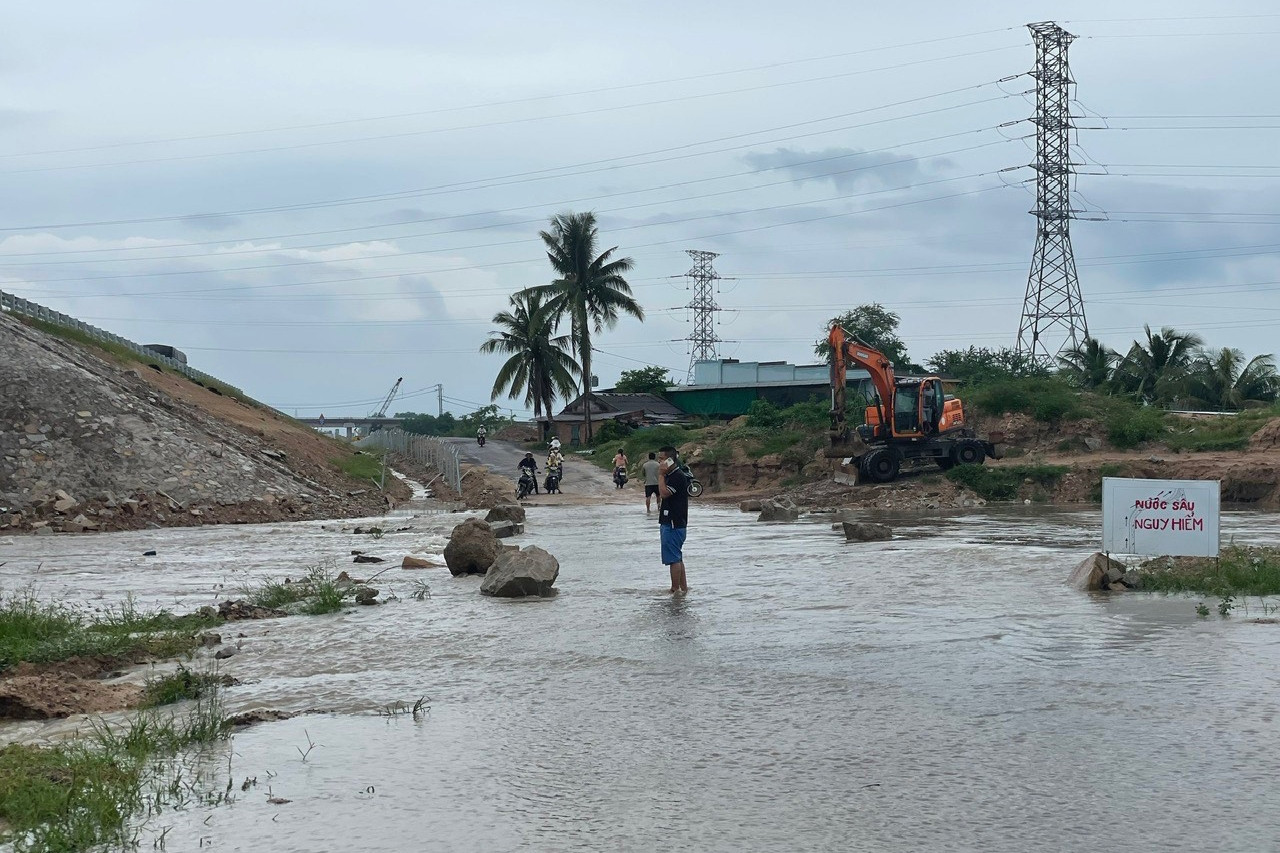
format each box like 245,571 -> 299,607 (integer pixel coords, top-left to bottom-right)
1015,21 -> 1088,365
436,384 -> 443,417
684,249 -> 723,383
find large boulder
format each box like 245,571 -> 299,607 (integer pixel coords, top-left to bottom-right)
485,503 -> 527,525
1067,552 -> 1127,591
443,518 -> 502,576
480,546 -> 559,597
843,521 -> 892,542
757,497 -> 800,523
739,499 -> 763,513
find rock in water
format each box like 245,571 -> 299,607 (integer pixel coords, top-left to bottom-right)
842,521 -> 892,542
480,546 -> 559,597
353,554 -> 385,564
489,520 -> 524,539
485,503 -> 527,525
443,517 -> 502,576
739,499 -> 764,513
401,555 -> 437,569
757,497 -> 800,522
354,587 -> 379,605
1067,552 -> 1127,591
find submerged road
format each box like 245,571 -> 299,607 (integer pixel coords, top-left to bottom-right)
443,437 -> 626,501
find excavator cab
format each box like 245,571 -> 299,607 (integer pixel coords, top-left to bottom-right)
859,377 -> 958,441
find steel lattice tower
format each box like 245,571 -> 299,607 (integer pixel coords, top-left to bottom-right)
1016,21 -> 1088,364
684,249 -> 722,382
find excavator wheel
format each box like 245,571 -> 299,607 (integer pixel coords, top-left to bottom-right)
861,448 -> 901,483
954,440 -> 986,466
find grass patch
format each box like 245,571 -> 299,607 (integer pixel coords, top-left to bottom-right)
1161,408 -> 1279,452
1134,546 -> 1280,598
1104,405 -> 1167,449
0,679 -> 230,851
140,665 -> 226,708
243,564 -> 352,615
945,463 -> 1069,502
0,592 -> 220,673
332,449 -> 385,483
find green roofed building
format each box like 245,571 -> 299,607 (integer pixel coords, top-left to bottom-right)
664,359 -> 872,418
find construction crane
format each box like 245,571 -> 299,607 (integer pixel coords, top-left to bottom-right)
370,377 -> 403,418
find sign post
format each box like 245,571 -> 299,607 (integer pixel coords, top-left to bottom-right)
1101,477 -> 1220,557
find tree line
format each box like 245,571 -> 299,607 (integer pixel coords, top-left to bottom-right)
481,211 -> 643,434
822,303 -> 1279,411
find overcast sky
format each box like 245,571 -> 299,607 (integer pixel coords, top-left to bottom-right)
3,1 -> 1280,418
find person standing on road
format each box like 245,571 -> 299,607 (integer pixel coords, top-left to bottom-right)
657,445 -> 689,594
642,452 -> 661,512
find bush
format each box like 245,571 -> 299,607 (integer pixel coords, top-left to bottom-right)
745,399 -> 782,428
591,419 -> 633,447
946,464 -> 1069,502
967,377 -> 1084,423
1106,407 -> 1166,449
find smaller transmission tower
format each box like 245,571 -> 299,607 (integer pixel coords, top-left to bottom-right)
1016,20 -> 1089,364
684,249 -> 722,382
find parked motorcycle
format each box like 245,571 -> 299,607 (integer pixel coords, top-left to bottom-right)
544,464 -> 563,494
516,469 -> 536,500
680,463 -> 704,498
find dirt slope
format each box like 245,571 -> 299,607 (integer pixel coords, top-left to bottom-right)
0,311 -> 408,533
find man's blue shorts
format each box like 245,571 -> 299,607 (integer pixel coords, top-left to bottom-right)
660,524 -> 686,565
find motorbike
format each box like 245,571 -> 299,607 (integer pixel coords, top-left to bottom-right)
544,464 -> 563,494
516,469 -> 536,500
680,463 -> 704,498
477,434 -> 486,447
613,466 -> 628,489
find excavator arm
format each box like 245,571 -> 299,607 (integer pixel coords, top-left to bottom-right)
829,325 -> 895,443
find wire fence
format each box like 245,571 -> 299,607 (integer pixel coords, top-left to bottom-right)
359,428 -> 463,495
0,287 -> 249,397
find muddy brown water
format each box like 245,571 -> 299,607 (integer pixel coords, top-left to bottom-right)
1,504 -> 1278,852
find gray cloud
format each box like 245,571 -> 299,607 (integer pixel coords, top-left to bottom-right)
741,147 -> 932,192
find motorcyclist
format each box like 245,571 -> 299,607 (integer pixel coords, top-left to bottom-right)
612,447 -> 628,489
545,447 -> 564,492
518,451 -> 539,494
550,436 -> 561,452
476,424 -> 488,446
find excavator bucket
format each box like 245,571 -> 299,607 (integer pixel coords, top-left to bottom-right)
824,432 -> 869,459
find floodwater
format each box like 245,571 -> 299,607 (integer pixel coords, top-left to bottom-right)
2,503 -> 1279,852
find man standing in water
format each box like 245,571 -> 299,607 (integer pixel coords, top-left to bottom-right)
657,445 -> 689,594
642,451 -> 661,512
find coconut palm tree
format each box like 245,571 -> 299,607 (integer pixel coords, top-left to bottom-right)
1058,336 -> 1118,390
527,211 -> 643,441
1186,348 -> 1280,410
1113,325 -> 1205,404
479,289 -> 580,426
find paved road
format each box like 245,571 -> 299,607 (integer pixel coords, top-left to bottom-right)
443,438 -> 628,502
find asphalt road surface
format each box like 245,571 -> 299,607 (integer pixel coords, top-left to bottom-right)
443,438 -> 629,502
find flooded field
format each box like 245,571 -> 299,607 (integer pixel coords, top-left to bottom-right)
2,504 -> 1278,852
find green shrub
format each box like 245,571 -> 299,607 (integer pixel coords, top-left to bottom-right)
1106,407 -> 1166,449
968,377 -> 1084,423
591,419 -> 633,447
745,399 -> 782,428
1136,546 -> 1280,597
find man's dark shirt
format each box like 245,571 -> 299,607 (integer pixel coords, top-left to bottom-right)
518,457 -> 537,474
660,465 -> 689,529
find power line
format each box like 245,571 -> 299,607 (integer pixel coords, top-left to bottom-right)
0,27 -> 1022,161
2,46 -> 1025,177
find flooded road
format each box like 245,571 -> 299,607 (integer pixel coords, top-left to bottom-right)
2,504 -> 1279,852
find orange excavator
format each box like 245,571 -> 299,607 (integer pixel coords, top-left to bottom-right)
828,324 -> 1003,483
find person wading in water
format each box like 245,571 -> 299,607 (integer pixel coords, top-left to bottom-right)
657,445 -> 689,594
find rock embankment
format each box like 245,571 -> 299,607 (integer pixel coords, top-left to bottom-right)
0,311 -> 405,533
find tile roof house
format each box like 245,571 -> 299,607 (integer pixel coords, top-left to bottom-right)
542,392 -> 687,446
